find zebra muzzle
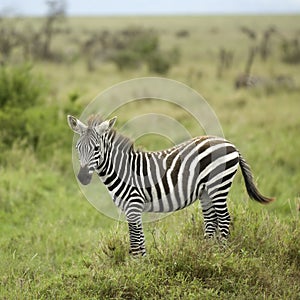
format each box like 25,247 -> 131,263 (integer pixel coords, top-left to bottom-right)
77,165 -> 92,185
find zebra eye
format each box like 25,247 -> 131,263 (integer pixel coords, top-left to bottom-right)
94,146 -> 100,151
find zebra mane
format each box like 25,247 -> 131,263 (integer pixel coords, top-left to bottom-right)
87,114 -> 103,128
86,114 -> 134,152
112,130 -> 134,152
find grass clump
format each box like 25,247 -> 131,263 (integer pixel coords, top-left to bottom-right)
9,207 -> 295,300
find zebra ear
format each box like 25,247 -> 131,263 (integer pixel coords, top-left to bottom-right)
67,115 -> 87,135
95,116 -> 117,135
108,116 -> 117,129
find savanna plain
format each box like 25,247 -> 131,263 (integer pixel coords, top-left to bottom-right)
0,13 -> 300,299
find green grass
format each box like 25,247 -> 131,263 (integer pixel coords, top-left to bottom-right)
1,15 -> 300,299
1,184 -> 299,298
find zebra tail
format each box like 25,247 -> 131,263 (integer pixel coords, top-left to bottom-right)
238,153 -> 274,204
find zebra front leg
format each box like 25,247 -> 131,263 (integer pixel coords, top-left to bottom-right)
125,199 -> 146,256
127,220 -> 146,256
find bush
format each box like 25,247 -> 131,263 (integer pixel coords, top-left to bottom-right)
0,65 -> 45,109
0,65 -> 46,154
147,52 -> 171,74
110,49 -> 141,71
109,28 -> 158,71
147,47 -> 181,74
0,65 -> 80,165
109,27 -> 180,74
281,38 -> 300,64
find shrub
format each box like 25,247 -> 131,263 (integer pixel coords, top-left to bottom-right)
147,52 -> 171,74
0,65 -> 45,154
109,28 -> 158,71
108,27 -> 180,74
0,65 -> 45,109
110,49 -> 141,71
147,47 -> 181,74
281,38 -> 300,64
0,65 -> 80,165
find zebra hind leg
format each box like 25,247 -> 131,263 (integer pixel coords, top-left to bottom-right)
208,186 -> 232,240
199,190 -> 218,238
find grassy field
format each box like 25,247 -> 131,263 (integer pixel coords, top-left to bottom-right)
1,15 -> 300,299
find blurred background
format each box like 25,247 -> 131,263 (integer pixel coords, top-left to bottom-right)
0,1 -> 299,298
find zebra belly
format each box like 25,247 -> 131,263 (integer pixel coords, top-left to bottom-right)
142,180 -> 203,213
143,194 -> 198,213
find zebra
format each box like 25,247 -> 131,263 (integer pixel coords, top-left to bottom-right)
67,114 -> 274,256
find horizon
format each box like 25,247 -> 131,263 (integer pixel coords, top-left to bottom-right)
1,0 -> 300,17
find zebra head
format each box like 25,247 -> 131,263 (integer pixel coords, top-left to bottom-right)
67,115 -> 117,185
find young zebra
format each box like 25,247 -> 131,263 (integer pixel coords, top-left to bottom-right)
67,115 -> 274,256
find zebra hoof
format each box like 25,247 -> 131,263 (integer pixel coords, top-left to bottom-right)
219,236 -> 229,247
204,233 -> 216,239
129,249 -> 146,257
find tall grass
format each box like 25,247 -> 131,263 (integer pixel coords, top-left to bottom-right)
1,198 -> 299,298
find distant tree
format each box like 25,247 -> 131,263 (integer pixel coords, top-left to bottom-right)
40,0 -> 66,59
0,17 -> 20,63
281,37 -> 300,64
216,48 -> 234,78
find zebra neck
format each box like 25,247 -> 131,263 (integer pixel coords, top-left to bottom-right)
97,130 -> 134,179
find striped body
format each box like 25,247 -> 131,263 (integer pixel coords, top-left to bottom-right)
99,133 -> 239,213
68,115 -> 274,256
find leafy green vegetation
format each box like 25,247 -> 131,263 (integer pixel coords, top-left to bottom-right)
0,15 -> 299,299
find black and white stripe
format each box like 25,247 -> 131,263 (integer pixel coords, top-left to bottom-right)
68,115 -> 274,256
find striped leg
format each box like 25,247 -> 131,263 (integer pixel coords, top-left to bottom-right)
212,197 -> 231,239
125,197 -> 146,256
199,190 -> 218,238
208,182 -> 233,239
127,220 -> 146,256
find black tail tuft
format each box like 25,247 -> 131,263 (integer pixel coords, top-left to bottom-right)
239,153 -> 274,204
